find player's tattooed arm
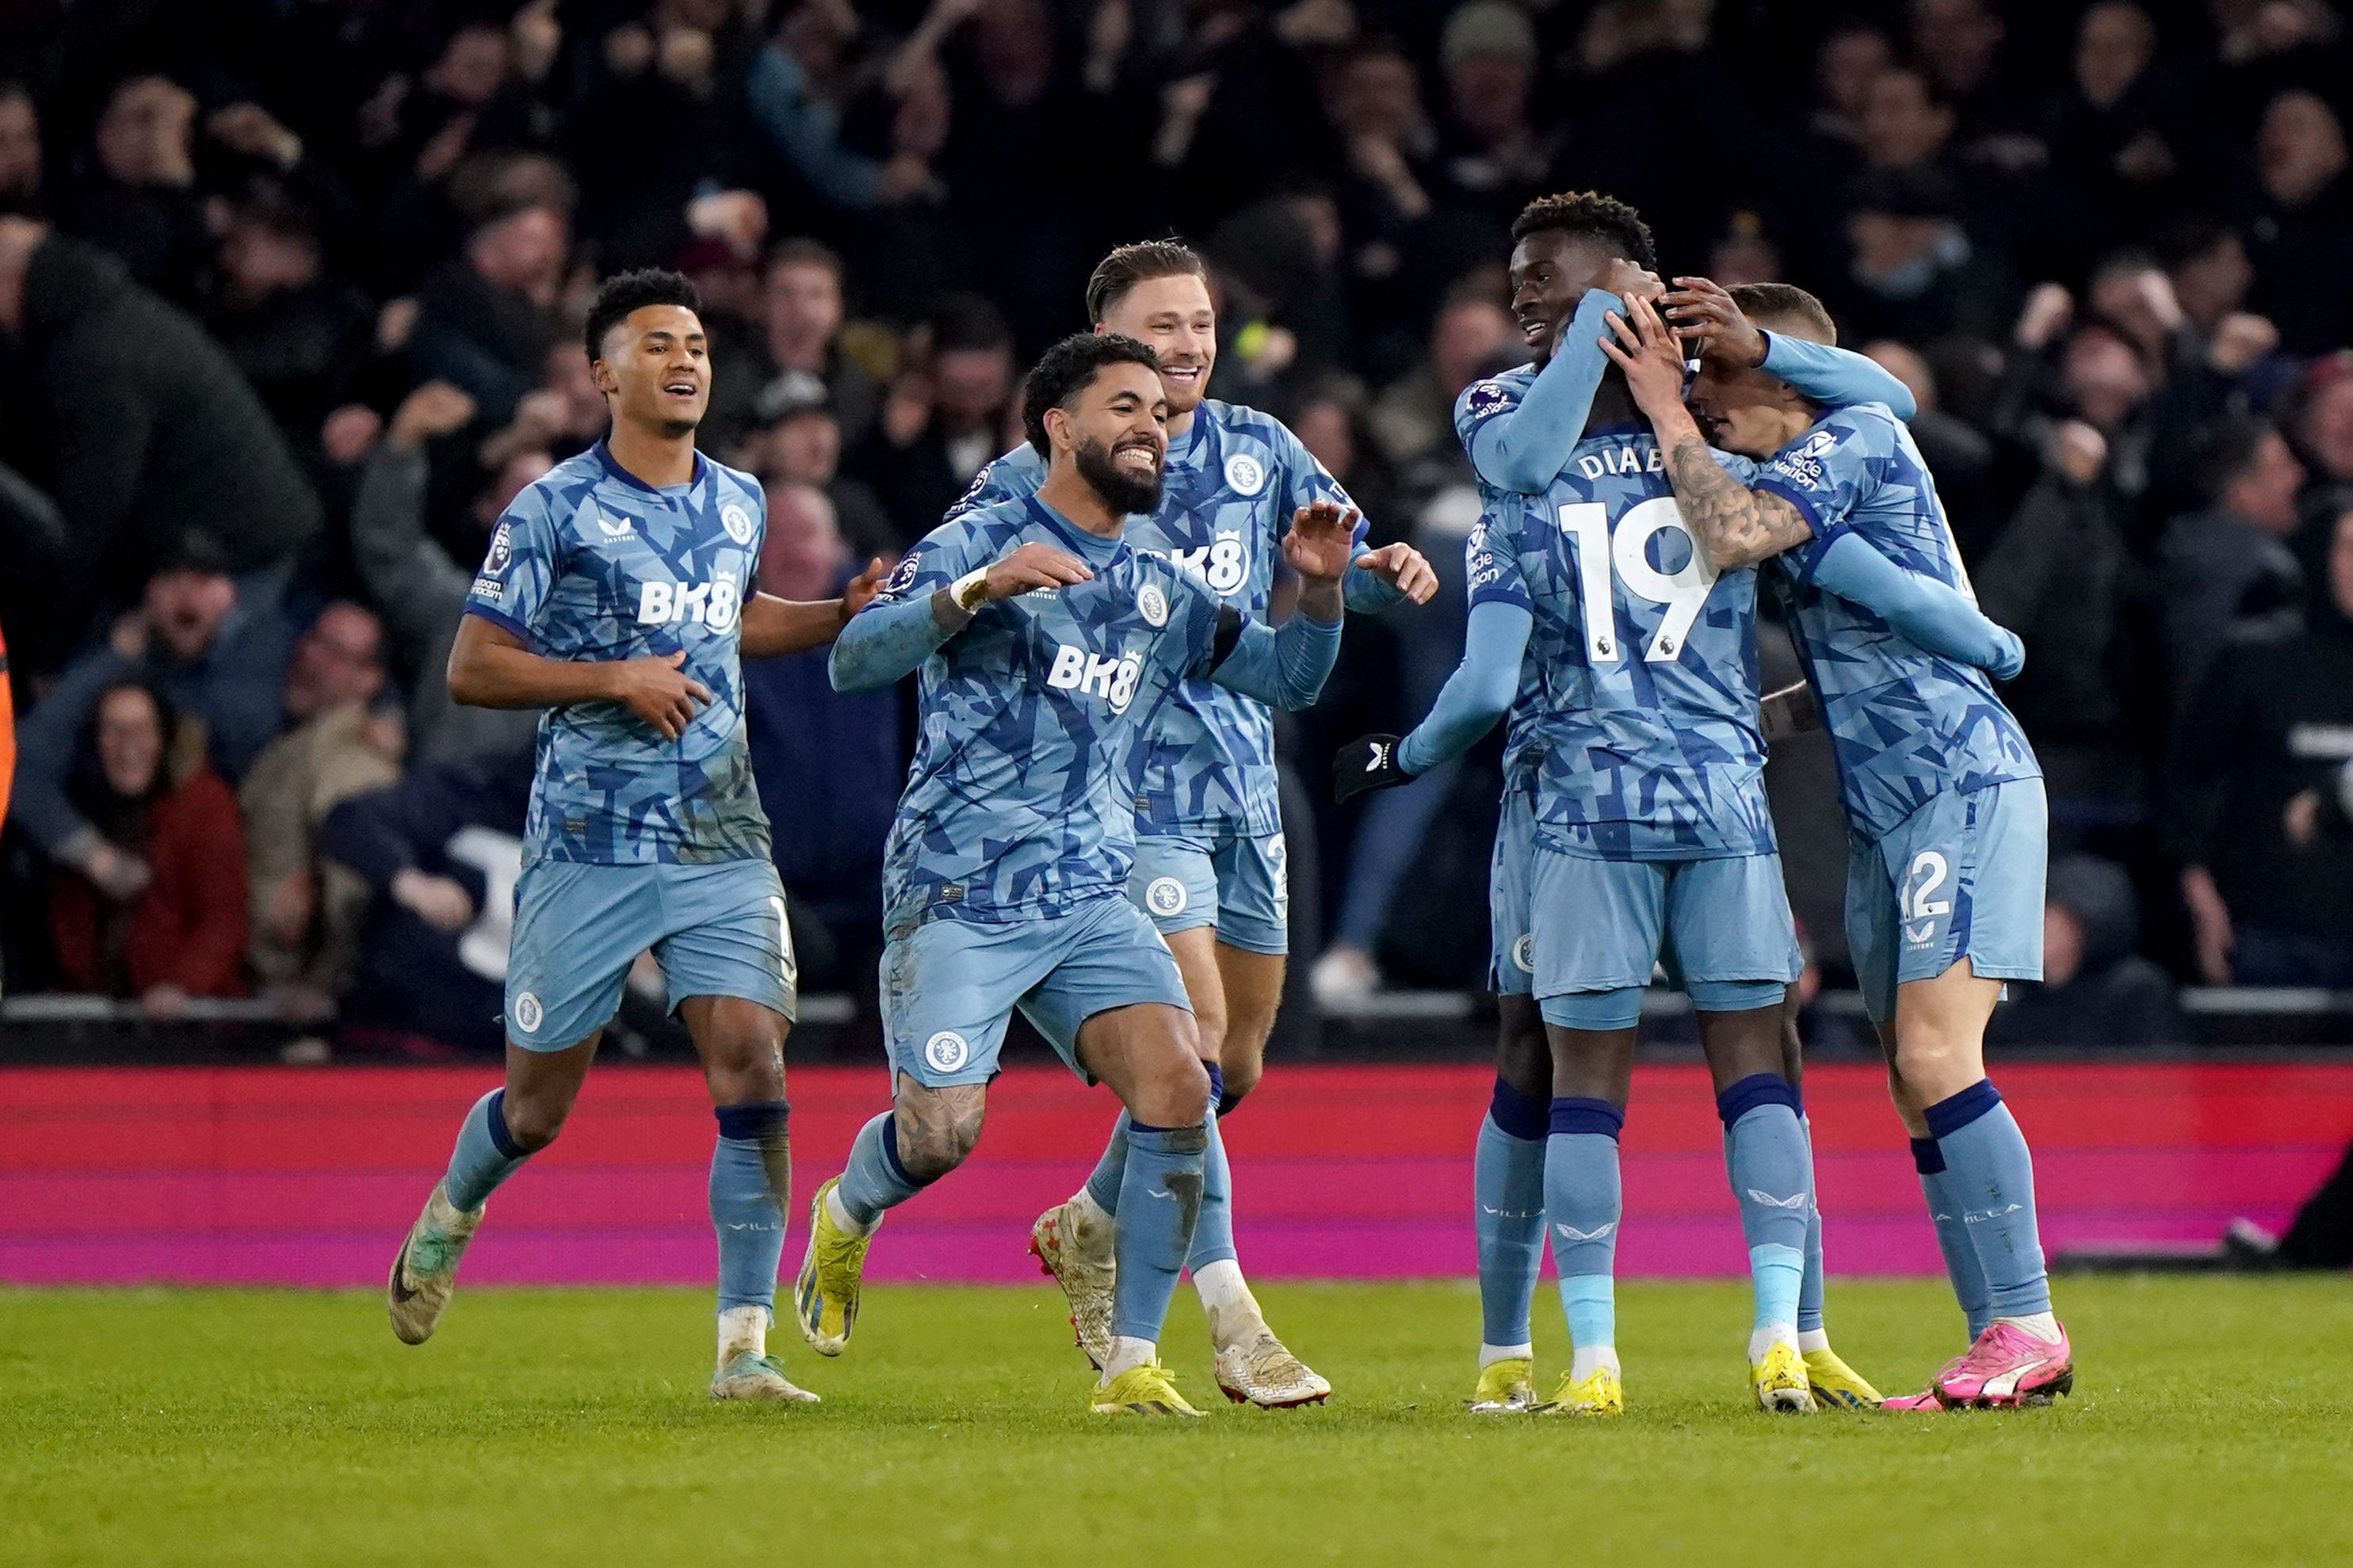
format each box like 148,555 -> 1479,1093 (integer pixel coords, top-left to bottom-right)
890,1078 -> 987,1181
1598,292 -> 1813,571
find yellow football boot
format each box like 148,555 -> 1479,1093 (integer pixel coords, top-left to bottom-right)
1534,1365 -> 1623,1417
1089,1361 -> 1203,1417
1467,1356 -> 1536,1413
1751,1341 -> 1816,1412
793,1177 -> 875,1356
1802,1345 -> 1884,1410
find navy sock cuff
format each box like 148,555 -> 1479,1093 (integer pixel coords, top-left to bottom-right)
1205,1064 -> 1225,1115
1715,1072 -> 1801,1127
1910,1136 -> 1946,1175
715,1101 -> 790,1142
484,1090 -> 524,1159
1125,1119 -> 1210,1154
1216,1088 -> 1246,1118
1548,1096 -> 1625,1140
1924,1079 -> 2003,1141
1489,1077 -> 1549,1142
877,1117 -> 933,1190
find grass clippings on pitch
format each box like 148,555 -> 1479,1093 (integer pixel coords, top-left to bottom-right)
4,1276 -> 2348,1566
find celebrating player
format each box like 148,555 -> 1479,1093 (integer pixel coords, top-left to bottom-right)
384,269 -> 885,1405
1602,284 -> 2068,1410
953,241 -> 1434,1406
1435,193 -> 1922,1414
797,333 -> 1359,1417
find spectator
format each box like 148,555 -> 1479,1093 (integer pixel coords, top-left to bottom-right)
47,680 -> 248,1011
57,74 -> 209,301
743,481 -> 898,986
711,239 -> 879,450
1860,338 -> 1999,546
737,371 -> 896,558
2244,89 -> 2353,355
11,542 -> 297,884
0,219 -> 323,605
204,192 -> 377,460
1367,291 -> 1515,470
1987,856 -> 2187,1047
239,603 -> 402,1018
0,80 -> 41,215
319,750 -> 533,1055
348,382 -> 544,765
846,293 -> 1014,540
1832,167 -> 2013,346
407,166 -> 571,426
2159,415 -> 2306,714
1804,22 -> 1894,156
744,0 -> 939,215
2288,352 -> 2353,500
2168,505 -> 2353,986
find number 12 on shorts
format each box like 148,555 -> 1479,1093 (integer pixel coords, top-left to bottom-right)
1900,851 -> 1951,944
1559,498 -> 1719,664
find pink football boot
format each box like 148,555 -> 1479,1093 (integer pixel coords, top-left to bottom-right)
1933,1321 -> 2073,1407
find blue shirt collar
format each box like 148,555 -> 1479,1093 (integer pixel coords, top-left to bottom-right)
1024,495 -> 1131,566
594,437 -> 706,497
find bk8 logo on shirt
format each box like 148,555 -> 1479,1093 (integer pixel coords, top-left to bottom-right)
636,572 -> 741,631
1162,529 -> 1249,596
1046,644 -> 1144,712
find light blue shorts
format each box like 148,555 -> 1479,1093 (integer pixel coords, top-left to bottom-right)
1847,778 -> 2047,1023
1488,764 -> 1541,995
880,895 -> 1193,1089
1530,848 -> 1801,1000
1127,822 -> 1289,956
505,856 -> 796,1050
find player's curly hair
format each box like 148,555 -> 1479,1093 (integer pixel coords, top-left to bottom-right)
583,268 -> 703,362
1086,239 -> 1209,325
1510,191 -> 1658,275
1022,333 -> 1164,456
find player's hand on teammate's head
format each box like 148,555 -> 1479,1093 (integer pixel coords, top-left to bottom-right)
1599,257 -> 1665,307
604,648 -> 713,740
1283,501 -> 1360,583
1599,294 -> 1689,421
1352,542 -> 1439,605
841,556 -> 890,622
1663,277 -> 1766,370
1332,734 -> 1411,803
984,542 -> 1092,602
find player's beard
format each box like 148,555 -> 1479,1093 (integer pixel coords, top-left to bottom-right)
1075,434 -> 1164,515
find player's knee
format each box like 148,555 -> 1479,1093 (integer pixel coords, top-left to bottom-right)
1218,1055 -> 1262,1105
501,1091 -> 572,1152
892,1089 -> 984,1181
1133,1043 -> 1213,1128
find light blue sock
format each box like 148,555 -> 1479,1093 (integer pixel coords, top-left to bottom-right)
1109,1121 -> 1209,1341
444,1089 -> 529,1212
1914,1138 -> 1992,1337
1718,1075 -> 1812,1335
710,1102 -> 789,1314
1797,1116 -> 1826,1337
1476,1077 -> 1549,1349
1083,1111 -> 1129,1215
1186,1109 -> 1236,1271
1927,1081 -> 2051,1320
1545,1097 -> 1625,1354
836,1112 -> 927,1228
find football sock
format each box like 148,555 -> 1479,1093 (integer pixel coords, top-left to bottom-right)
1187,1067 -> 1238,1273
835,1111 -> 929,1232
443,1089 -> 529,1212
1110,1120 -> 1210,1342
1912,1137 -> 1992,1338
1476,1077 -> 1549,1351
1797,1113 -> 1828,1339
1717,1074 -> 1809,1342
1926,1080 -> 2053,1324
1545,1097 -> 1625,1363
1082,1110 -> 1129,1215
710,1101 -> 789,1317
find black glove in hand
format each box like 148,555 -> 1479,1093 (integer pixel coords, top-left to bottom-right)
1334,734 -> 1411,803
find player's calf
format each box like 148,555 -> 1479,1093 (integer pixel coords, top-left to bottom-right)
799,1086 -> 983,1355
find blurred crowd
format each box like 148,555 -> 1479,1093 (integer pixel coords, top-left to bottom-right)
2,0 -> 2353,1055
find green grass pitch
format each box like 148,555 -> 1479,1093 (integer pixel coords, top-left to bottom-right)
6,1276 -> 2350,1565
